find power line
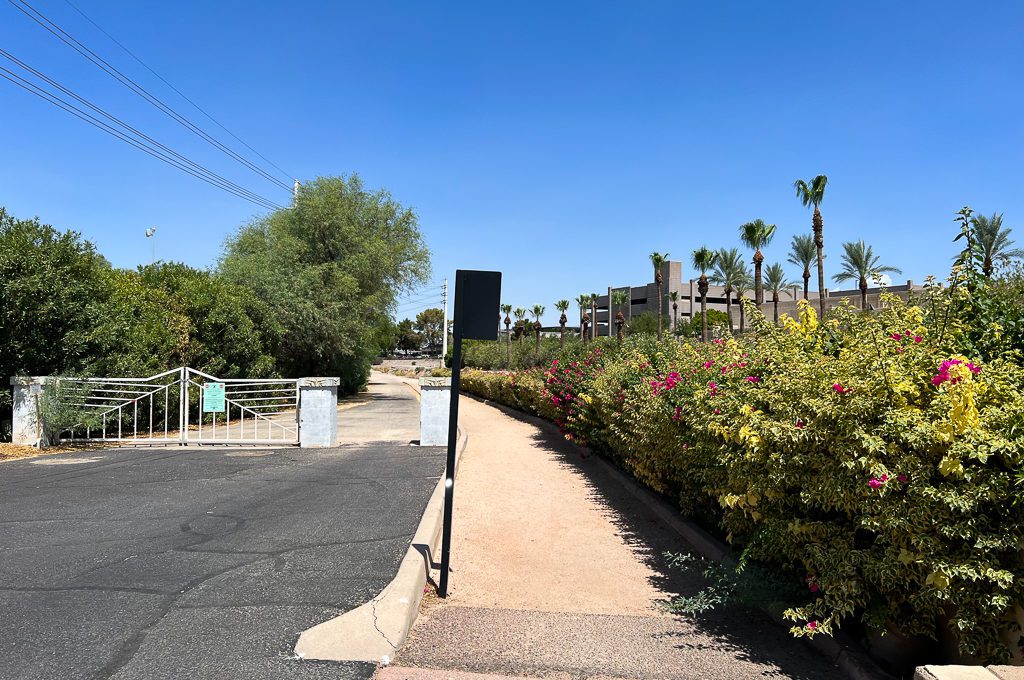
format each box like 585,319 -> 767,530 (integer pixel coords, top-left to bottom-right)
7,0 -> 293,194
62,0 -> 293,183
0,67 -> 281,210
0,48 -> 284,210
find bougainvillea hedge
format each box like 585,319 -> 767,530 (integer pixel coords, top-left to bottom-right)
460,296 -> 1024,662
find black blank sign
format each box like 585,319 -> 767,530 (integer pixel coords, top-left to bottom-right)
454,270 -> 501,341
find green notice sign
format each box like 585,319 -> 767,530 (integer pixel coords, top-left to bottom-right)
203,382 -> 226,413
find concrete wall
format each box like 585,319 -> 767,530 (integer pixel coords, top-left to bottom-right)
9,377 -> 45,446
298,377 -> 339,447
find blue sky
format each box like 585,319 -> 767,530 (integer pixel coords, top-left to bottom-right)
2,1 -> 1022,324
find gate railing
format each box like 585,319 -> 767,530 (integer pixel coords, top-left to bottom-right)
50,367 -> 299,445
184,368 -> 298,445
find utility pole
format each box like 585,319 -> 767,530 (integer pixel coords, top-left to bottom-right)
441,279 -> 449,366
145,227 -> 157,264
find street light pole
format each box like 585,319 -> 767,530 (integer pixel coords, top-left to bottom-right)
145,227 -> 157,264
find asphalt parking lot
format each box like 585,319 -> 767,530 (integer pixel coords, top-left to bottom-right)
0,442 -> 444,680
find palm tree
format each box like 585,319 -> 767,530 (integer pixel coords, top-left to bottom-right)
611,290 -> 628,345
732,267 -> 753,333
575,294 -> 590,343
554,299 -> 570,348
794,174 -> 829,317
691,247 -> 718,342
971,213 -> 1024,277
833,240 -> 902,311
513,307 -> 528,347
787,234 -> 819,301
500,303 -> 512,365
649,252 -> 669,339
531,304 -> 545,351
668,291 -> 679,334
739,220 -> 777,305
711,247 -> 745,334
764,262 -> 795,324
590,293 -> 599,340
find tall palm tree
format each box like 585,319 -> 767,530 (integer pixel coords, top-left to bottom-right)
971,213 -> 1024,277
739,220 -> 777,305
575,294 -> 590,343
833,240 -> 902,311
649,252 -> 669,339
668,291 -> 679,334
513,307 -> 528,347
691,247 -> 718,342
590,293 -> 599,340
732,267 -> 753,333
711,247 -> 745,334
554,299 -> 570,348
531,304 -> 545,351
500,303 -> 512,365
794,174 -> 829,317
764,262 -> 795,324
611,290 -> 628,345
787,234 -> 819,301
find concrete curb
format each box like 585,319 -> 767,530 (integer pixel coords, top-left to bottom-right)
293,379 -> 465,665
916,665 -> 1024,680
464,392 -> 896,680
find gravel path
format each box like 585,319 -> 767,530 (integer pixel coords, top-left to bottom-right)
382,393 -> 838,680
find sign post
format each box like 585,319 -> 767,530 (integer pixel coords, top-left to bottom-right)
439,270 -> 501,598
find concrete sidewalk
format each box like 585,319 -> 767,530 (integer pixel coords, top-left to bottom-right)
378,394 -> 838,680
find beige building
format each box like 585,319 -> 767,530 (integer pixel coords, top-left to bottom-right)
580,261 -> 927,336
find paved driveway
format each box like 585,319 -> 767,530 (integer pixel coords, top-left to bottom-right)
0,439 -> 444,680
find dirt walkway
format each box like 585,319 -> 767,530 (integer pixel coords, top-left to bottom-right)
379,395 -> 837,680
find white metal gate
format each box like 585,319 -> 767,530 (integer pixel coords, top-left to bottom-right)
54,367 -> 299,446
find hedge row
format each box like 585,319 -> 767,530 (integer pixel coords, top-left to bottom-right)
460,296 -> 1024,663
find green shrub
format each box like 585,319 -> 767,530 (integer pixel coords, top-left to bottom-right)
459,294 -> 1024,662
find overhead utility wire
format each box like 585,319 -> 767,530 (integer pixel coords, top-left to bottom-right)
62,0 -> 293,182
0,67 -> 280,210
7,0 -> 293,193
0,49 -> 284,210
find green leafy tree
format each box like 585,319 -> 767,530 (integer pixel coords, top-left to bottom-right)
626,311 -> 669,337
649,252 -> 669,339
832,240 -> 902,310
220,175 -> 430,394
396,318 -> 421,352
415,307 -> 445,353
971,213 -> 1023,277
691,247 -> 718,342
763,262 -> 796,324
712,247 -> 745,334
554,299 -> 570,348
739,219 -> 777,305
794,174 -> 829,317
787,234 -> 819,301
0,208 -> 110,416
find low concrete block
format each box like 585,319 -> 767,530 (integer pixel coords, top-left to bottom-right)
418,377 -> 450,446
298,377 -> 340,447
9,377 -> 49,446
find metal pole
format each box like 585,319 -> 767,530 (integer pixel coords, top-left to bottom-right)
441,279 -> 448,366
438,323 -> 462,593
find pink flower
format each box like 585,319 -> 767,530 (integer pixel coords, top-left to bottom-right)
868,477 -> 884,489
551,359 -> 558,367
708,381 -> 718,396
713,408 -> 721,415
672,406 -> 682,421
914,336 -> 923,344
796,419 -> 805,429
703,361 -> 715,369
897,474 -> 908,483
833,383 -> 850,395
890,332 -> 903,341
879,474 -> 889,482
967,362 -> 981,375
744,376 -> 759,383
807,621 -> 818,631
809,582 -> 820,593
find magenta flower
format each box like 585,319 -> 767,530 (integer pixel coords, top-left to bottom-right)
672,406 -> 682,421
744,376 -> 759,383
897,474 -> 908,483
795,419 -> 805,429
807,621 -> 818,631
868,477 -> 884,489
890,332 -> 903,341
551,359 -> 558,367
809,582 -> 820,593
833,383 -> 850,395
713,408 -> 721,415
703,360 -> 715,369
914,336 -> 923,343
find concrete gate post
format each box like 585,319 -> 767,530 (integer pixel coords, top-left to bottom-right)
298,377 -> 340,448
9,377 -> 50,446
418,377 -> 451,446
